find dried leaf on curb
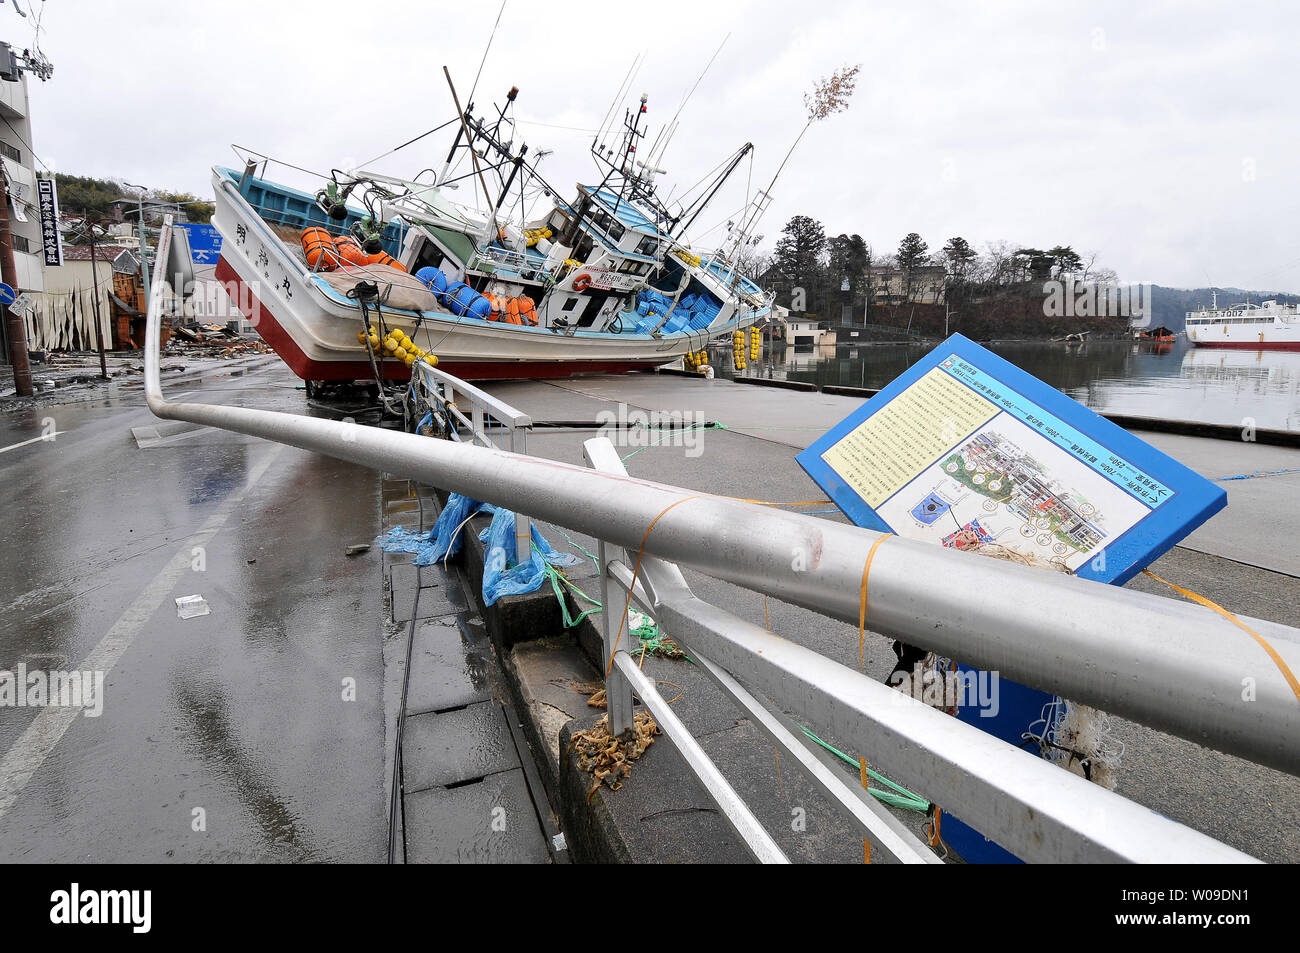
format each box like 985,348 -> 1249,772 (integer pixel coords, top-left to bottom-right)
569,711 -> 659,795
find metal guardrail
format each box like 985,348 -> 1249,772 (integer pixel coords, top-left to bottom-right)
145,220 -> 1295,863
410,360 -> 533,557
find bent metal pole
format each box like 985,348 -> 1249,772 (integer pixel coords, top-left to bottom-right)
144,219 -> 1300,778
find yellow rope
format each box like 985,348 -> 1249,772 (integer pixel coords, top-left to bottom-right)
607,494 -> 710,677
607,494 -> 838,677
1142,569 -> 1300,704
858,535 -> 893,671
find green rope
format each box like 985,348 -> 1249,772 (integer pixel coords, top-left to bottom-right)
800,725 -> 930,813
549,524 -> 601,572
620,421 -> 728,462
534,542 -> 603,629
629,610 -> 692,661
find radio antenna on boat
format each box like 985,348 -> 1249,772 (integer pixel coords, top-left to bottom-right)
650,33 -> 729,170
467,0 -> 508,107
595,52 -> 644,158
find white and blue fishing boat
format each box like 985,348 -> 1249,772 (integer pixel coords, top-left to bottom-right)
208,83 -> 772,383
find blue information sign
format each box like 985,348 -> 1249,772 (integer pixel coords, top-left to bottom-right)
797,333 -> 1224,585
796,334 -> 1227,862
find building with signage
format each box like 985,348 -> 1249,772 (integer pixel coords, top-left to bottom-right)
0,52 -> 46,294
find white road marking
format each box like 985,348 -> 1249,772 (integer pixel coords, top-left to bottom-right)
0,432 -> 63,456
0,444 -> 284,820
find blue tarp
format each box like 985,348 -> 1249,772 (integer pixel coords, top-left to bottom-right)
478,509 -> 581,606
380,494 -> 494,566
379,492 -> 581,605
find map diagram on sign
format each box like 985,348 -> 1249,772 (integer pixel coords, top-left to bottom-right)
877,422 -> 1147,571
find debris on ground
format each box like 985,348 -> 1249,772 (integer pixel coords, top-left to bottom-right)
175,594 -> 210,619
165,324 -> 272,359
630,609 -> 688,659
345,543 -> 371,556
569,710 -> 659,798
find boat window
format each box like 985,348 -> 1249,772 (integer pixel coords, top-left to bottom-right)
636,235 -> 659,257
562,297 -> 580,312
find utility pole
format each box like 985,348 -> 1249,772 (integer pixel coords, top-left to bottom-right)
85,213 -> 108,379
124,182 -> 151,310
0,165 -> 32,396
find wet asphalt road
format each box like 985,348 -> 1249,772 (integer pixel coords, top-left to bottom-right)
0,361 -> 387,862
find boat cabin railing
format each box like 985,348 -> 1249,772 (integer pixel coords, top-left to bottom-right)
473,242 -> 554,282
145,220 -> 1296,864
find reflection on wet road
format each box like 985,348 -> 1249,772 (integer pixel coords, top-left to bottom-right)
0,362 -> 386,862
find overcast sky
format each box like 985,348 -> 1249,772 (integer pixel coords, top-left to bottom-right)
11,0 -> 1299,291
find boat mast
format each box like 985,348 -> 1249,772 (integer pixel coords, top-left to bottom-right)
444,67 -> 501,244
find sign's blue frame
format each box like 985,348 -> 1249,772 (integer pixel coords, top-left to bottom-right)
796,333 -> 1227,585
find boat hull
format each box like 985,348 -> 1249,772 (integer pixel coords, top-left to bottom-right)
1189,339 -> 1300,351
214,258 -> 676,381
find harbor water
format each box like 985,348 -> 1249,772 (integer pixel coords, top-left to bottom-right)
746,340 -> 1300,432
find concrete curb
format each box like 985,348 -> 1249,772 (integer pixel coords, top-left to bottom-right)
427,485 -> 754,863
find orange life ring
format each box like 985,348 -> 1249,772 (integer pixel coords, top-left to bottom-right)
573,273 -> 593,292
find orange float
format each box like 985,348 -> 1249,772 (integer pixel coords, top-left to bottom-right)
334,235 -> 369,266
364,250 -> 406,272
505,296 -> 538,326
301,227 -> 340,271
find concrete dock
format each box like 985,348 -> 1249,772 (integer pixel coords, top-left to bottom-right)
0,357 -> 1295,862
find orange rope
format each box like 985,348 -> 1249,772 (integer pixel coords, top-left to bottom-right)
929,806 -> 943,847
858,535 -> 892,671
604,494 -> 843,680
606,494 -> 709,677
607,494 -> 837,676
1143,569 -> 1300,704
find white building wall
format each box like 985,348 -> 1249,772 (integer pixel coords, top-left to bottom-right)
0,68 -> 44,293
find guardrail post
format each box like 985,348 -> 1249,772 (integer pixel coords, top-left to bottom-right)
598,540 -> 637,738
509,427 -> 531,565
585,437 -> 636,738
